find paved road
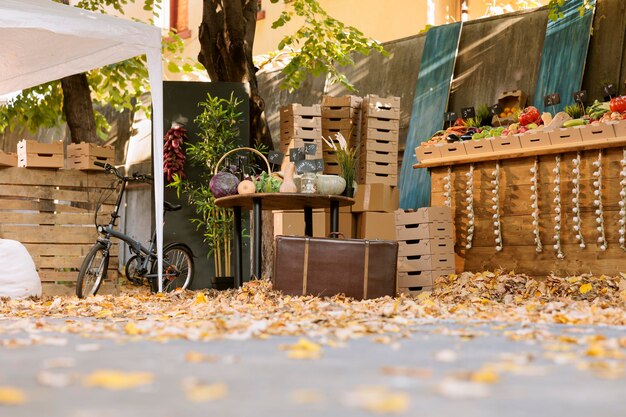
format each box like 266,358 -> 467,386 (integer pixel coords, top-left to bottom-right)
0,319 -> 625,417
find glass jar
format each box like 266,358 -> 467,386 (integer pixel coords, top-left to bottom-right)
300,172 -> 317,194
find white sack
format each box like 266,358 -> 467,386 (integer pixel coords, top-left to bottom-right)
0,239 -> 42,299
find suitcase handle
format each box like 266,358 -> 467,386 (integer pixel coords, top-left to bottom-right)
328,232 -> 345,239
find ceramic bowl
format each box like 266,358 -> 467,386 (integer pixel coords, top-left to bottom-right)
316,174 -> 346,195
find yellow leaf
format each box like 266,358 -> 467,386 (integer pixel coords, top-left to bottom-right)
185,351 -> 218,363
366,392 -> 410,414
0,386 -> 26,405
194,293 -> 208,304
95,309 -> 113,318
586,343 -> 606,357
83,370 -> 154,390
283,338 -> 322,360
124,322 -> 144,336
185,382 -> 228,402
470,369 -> 499,384
417,291 -> 431,301
579,283 -> 592,294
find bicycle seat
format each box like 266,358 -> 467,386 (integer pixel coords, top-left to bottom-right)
164,201 -> 182,211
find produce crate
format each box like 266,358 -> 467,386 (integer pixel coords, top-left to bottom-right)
359,172 -> 397,187
439,142 -> 466,158
397,286 -> 433,296
397,238 -> 455,257
548,127 -> 582,145
362,138 -> 398,153
321,106 -> 361,119
17,140 -> 64,169
520,131 -> 551,149
396,221 -> 454,241
612,120 -> 626,137
280,114 -> 321,129
322,150 -> 341,175
0,151 -> 17,167
578,123 -> 615,142
280,103 -> 321,117
322,128 -> 358,148
397,253 -> 455,272
281,126 -> 322,140
362,95 -> 401,119
464,139 -> 494,155
362,127 -> 399,142
397,269 -> 453,288
415,145 -> 442,162
490,135 -> 521,152
352,184 -> 398,213
322,95 -> 362,108
359,160 -> 397,176
395,207 -> 452,225
66,142 -> 115,171
360,148 -> 397,164
361,116 -> 400,131
280,138 -> 323,160
322,117 -> 358,130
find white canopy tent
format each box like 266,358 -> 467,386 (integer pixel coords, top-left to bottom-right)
0,0 -> 165,290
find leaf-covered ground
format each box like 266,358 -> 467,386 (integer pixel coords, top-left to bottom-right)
0,271 -> 625,415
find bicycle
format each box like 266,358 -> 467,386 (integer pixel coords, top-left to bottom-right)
76,161 -> 194,298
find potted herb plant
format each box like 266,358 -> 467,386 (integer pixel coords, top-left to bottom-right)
322,132 -> 359,197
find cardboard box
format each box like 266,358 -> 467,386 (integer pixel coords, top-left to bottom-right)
497,90 -> 527,115
324,211 -> 354,238
363,94 -> 401,110
280,138 -> 323,160
362,138 -> 398,153
273,210 -> 325,237
280,103 -> 321,117
355,212 -> 396,240
362,127 -> 399,142
352,184 -> 399,213
17,140 -> 64,168
395,207 -> 452,225
321,106 -> 361,119
396,221 -> 454,241
397,238 -> 455,257
66,154 -> 112,171
281,126 -> 322,140
415,145 -> 442,162
611,120 -> 626,137
322,117 -> 358,130
359,172 -> 397,187
578,123 -> 615,142
464,139 -> 493,155
322,129 -> 358,148
490,135 -> 521,152
397,269 -> 453,288
519,131 -> 551,149
280,114 -> 321,128
322,95 -> 362,108
0,151 -> 17,167
548,128 -> 583,145
361,116 -> 400,131
359,160 -> 397,176
439,142 -> 466,157
397,286 -> 433,296
397,253 -> 455,272
360,149 -> 397,164
67,142 -> 115,160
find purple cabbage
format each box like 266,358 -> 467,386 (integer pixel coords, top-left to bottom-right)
210,171 -> 240,198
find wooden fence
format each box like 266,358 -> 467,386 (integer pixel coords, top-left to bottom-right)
0,167 -> 118,295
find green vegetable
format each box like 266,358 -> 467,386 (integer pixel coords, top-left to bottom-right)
586,100 -> 610,120
563,119 -> 588,128
564,104 -> 583,119
253,171 -> 282,193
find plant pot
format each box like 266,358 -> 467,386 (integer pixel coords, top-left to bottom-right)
343,186 -> 355,198
316,174 -> 346,195
211,276 -> 235,291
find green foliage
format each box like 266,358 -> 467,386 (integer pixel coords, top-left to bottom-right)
269,0 -> 386,92
547,0 -> 594,21
254,171 -> 282,193
0,0 -> 196,140
170,93 -> 244,265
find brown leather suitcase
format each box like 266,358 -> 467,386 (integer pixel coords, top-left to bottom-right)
273,235 -> 398,299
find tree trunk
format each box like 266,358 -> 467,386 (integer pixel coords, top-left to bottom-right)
198,0 -> 272,150
60,73 -> 98,144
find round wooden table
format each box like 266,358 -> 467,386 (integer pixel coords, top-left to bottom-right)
215,193 -> 354,286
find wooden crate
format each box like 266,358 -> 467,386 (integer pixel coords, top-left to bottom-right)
280,103 -> 321,117
397,238 -> 455,257
396,221 -> 454,241
464,139 -> 494,154
362,138 -> 398,153
66,154 -> 111,171
322,95 -> 362,108
0,151 -> 17,167
548,127 -> 582,145
612,120 -> 626,137
0,167 -> 119,294
439,142 -> 466,157
321,106 -> 361,119
520,131 -> 551,149
490,135 -> 521,152
415,145 -> 442,162
359,172 -> 397,187
395,207 -> 453,225
397,269 -> 453,288
67,142 -> 115,159
397,286 -> 433,296
360,148 -> 397,164
361,116 -> 400,131
281,126 -> 322,140
397,253 -> 456,272
322,117 -> 359,130
363,95 -> 401,119
280,114 -> 321,129
578,123 -> 615,142
362,127 -> 399,142
17,140 -> 64,169
359,160 -> 397,177
429,147 -> 626,277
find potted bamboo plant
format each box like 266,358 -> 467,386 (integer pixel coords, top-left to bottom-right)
170,92 -> 243,289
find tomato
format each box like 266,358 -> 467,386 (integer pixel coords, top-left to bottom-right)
609,96 -> 626,113
518,106 -> 541,126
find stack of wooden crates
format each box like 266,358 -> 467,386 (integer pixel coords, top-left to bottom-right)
66,142 -> 115,170
321,95 -> 362,175
395,207 -> 455,295
279,104 -> 322,160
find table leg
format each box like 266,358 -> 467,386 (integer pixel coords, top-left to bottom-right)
233,206 -> 242,288
252,197 -> 262,278
330,200 -> 339,237
304,207 -> 313,237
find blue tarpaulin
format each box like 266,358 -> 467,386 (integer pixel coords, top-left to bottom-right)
399,22 -> 462,209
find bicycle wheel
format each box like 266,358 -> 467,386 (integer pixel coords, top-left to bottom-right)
76,242 -> 109,298
150,244 -> 194,293
124,255 -> 144,286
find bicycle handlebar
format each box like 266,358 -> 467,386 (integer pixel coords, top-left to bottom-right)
96,161 -> 152,183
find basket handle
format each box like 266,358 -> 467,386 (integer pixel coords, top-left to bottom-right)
213,147 -> 271,176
